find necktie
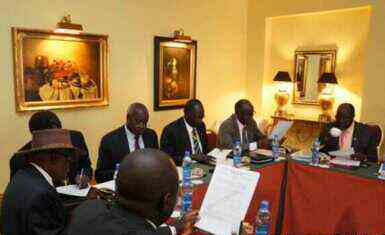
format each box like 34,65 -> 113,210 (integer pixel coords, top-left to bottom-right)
134,135 -> 140,150
192,128 -> 202,154
241,128 -> 249,150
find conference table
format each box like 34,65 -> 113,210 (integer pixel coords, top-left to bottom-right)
190,159 -> 385,235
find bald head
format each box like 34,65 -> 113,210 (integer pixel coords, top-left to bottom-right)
235,99 -> 254,125
116,149 -> 178,203
126,103 -> 149,135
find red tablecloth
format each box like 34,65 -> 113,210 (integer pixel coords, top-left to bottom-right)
282,162 -> 385,234
192,162 -> 286,235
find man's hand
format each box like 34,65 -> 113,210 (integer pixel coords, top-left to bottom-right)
192,154 -> 216,165
171,210 -> 200,235
351,153 -> 367,162
75,175 -> 90,189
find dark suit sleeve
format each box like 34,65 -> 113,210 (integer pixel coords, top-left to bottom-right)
365,127 -> 379,162
95,136 -> 115,183
27,193 -> 67,235
160,126 -> 181,166
72,132 -> 93,178
149,129 -> 159,149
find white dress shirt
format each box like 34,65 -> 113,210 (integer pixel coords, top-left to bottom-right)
146,219 -> 177,235
184,119 -> 202,154
124,125 -> 145,152
339,122 -> 355,152
30,163 -> 54,187
237,118 -> 247,144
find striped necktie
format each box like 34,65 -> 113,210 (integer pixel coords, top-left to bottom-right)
192,128 -> 202,154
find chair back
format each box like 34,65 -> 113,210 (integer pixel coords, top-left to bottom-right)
206,129 -> 218,152
366,122 -> 383,160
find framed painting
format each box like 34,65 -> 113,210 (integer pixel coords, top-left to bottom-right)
154,36 -> 197,110
12,27 -> 109,112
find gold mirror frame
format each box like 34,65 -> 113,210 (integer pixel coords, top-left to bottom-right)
292,49 -> 337,105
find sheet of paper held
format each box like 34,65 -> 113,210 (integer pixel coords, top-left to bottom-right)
56,185 -> 91,197
196,164 -> 260,235
269,120 -> 293,140
94,180 -> 115,191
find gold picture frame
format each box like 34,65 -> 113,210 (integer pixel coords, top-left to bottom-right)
12,27 -> 109,112
154,36 -> 197,110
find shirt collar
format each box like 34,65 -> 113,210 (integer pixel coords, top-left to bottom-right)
237,118 -> 245,130
30,163 -> 54,187
184,118 -> 194,133
344,121 -> 355,134
124,124 -> 136,138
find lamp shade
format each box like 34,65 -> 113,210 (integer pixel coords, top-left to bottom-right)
318,73 -> 338,84
273,71 -> 291,82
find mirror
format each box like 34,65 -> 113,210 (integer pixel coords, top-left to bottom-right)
293,50 -> 336,105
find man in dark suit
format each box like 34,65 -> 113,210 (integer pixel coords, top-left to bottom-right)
218,99 -> 269,150
95,103 -> 158,183
1,129 -> 82,235
68,149 -> 199,235
9,111 -> 92,188
161,99 -> 208,166
319,103 -> 378,162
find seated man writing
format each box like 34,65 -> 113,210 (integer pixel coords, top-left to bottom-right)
218,99 -> 270,150
319,103 -> 378,162
1,129 -> 82,235
68,149 -> 199,235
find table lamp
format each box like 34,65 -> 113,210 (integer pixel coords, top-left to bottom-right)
273,71 -> 292,117
318,72 -> 338,122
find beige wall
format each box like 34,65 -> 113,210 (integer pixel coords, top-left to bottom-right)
247,0 -> 385,154
0,0 -> 248,190
262,7 -> 371,121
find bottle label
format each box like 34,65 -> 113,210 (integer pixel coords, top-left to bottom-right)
255,224 -> 269,235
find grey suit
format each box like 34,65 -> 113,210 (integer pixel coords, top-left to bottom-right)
218,114 -> 266,149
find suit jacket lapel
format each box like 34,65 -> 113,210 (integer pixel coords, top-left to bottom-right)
231,114 -> 241,141
352,121 -> 360,150
118,125 -> 131,154
178,118 -> 192,152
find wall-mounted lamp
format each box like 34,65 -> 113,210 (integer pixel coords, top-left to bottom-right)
173,29 -> 192,43
318,72 -> 338,122
273,71 -> 292,117
54,15 -> 83,34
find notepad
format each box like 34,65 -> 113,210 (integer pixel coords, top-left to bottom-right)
330,157 -> 360,167
196,165 -> 260,235
56,184 -> 90,197
208,148 -> 232,164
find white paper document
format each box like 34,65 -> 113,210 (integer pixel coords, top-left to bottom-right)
328,149 -> 355,158
208,148 -> 232,163
56,184 -> 90,197
94,180 -> 115,191
196,165 -> 260,235
255,149 -> 273,157
269,120 -> 293,140
330,157 -> 360,167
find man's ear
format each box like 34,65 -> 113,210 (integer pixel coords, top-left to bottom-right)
159,192 -> 173,212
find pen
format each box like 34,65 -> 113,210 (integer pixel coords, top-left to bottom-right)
78,168 -> 84,188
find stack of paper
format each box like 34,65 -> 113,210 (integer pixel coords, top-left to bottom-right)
208,148 -> 232,164
291,150 -> 312,162
330,157 -> 360,167
56,185 -> 90,197
328,149 -> 355,158
196,165 -> 260,235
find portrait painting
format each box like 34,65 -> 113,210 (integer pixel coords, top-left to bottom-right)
154,36 -> 197,110
12,28 -> 108,112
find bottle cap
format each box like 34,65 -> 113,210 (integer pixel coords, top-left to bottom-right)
115,163 -> 120,169
184,150 -> 190,156
260,200 -> 269,210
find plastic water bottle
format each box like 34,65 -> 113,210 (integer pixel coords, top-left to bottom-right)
233,141 -> 242,168
255,200 -> 271,235
113,163 -> 120,181
182,151 -> 193,214
311,138 -> 320,165
272,135 -> 280,160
